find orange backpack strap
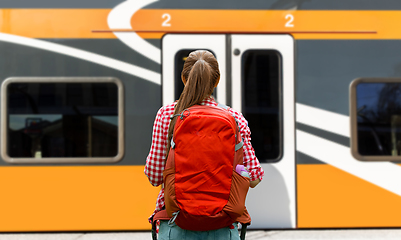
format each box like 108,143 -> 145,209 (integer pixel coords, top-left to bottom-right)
152,209 -> 171,223
151,209 -> 250,240
151,210 -> 171,240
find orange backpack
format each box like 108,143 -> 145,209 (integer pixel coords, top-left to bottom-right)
153,104 -> 251,232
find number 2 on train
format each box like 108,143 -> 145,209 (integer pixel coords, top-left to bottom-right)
162,13 -> 171,27
285,14 -> 294,27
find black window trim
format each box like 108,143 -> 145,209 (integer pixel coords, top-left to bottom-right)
241,49 -> 283,163
1,77 -> 124,164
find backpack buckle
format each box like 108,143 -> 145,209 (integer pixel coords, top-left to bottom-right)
170,109 -> 191,120
180,109 -> 190,119
168,211 -> 180,226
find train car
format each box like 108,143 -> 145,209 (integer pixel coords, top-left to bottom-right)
1,0 -> 401,232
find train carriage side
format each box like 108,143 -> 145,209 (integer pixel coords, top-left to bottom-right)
1,0 -> 401,232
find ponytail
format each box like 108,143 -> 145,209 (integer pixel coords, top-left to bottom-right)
165,50 -> 220,159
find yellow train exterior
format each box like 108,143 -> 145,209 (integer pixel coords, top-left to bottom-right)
1,0 -> 401,232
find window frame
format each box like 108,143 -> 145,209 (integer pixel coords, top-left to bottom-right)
1,77 -> 124,164
350,77 -> 401,161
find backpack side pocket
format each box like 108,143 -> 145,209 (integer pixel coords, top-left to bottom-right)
223,170 -> 250,219
163,167 -> 180,217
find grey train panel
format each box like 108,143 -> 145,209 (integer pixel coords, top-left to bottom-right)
297,123 -> 349,148
0,0 -> 124,8
145,39 -> 161,49
0,41 -> 161,166
145,0 -> 401,10
296,151 -> 324,164
4,0 -> 401,10
43,39 -> 160,74
296,40 -> 401,116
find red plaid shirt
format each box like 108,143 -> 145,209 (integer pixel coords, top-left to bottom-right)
144,96 -> 264,221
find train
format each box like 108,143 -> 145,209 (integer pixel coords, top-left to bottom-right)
1,0 -> 401,232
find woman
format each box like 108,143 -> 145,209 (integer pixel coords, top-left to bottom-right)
145,50 -> 264,239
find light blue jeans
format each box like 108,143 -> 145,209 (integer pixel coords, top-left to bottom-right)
159,221 -> 240,240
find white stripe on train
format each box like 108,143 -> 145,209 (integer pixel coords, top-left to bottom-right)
108,0 -> 161,64
296,103 -> 401,197
0,33 -> 161,84
296,103 -> 349,137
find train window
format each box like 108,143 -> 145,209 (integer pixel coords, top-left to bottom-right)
351,78 -> 401,161
242,50 -> 282,163
174,49 -> 216,100
1,77 -> 124,164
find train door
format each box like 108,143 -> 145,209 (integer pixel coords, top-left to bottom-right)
162,34 -> 295,229
231,35 -> 295,228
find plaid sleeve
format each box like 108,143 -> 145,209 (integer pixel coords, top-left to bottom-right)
144,106 -> 168,187
230,109 -> 265,182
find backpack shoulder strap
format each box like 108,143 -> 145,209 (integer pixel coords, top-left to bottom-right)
217,102 -> 243,150
217,102 -> 229,110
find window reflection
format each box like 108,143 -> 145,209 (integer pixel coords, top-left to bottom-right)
242,50 -> 282,162
356,83 -> 401,156
7,83 -> 118,158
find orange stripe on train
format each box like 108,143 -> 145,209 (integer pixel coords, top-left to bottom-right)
0,166 -> 159,231
297,164 -> 401,228
2,9 -> 401,39
0,9 -> 115,39
131,10 -> 401,40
